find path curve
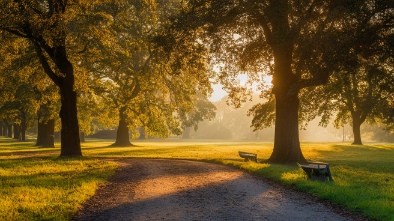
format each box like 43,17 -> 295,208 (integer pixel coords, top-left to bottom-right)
72,159 -> 361,221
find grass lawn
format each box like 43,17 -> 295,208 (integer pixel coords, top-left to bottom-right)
0,137 -> 393,221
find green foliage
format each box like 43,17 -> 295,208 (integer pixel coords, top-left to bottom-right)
0,34 -> 53,139
248,97 -> 275,130
179,92 -> 216,132
75,0 -> 213,138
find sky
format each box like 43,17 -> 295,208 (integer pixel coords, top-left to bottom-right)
209,75 -> 272,102
209,84 -> 227,102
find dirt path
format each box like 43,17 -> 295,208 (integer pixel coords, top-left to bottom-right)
72,159 -> 360,221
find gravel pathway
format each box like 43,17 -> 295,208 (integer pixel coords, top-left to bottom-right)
72,159 -> 363,221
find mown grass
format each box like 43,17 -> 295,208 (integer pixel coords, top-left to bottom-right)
1,137 -> 393,221
0,138 -> 117,221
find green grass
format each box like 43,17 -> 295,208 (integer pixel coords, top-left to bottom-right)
0,138 -> 117,221
1,137 -> 393,221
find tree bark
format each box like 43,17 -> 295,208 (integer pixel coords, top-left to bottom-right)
42,119 -> 55,148
58,83 -> 82,156
3,122 -> 8,137
20,112 -> 26,141
36,120 -> 44,146
1,122 -> 4,136
113,107 -> 132,146
7,123 -> 12,138
352,117 -> 363,145
33,41 -> 81,156
263,0 -> 307,164
36,105 -> 55,147
269,94 -> 307,164
13,124 -> 20,140
0,122 -> 3,136
182,127 -> 191,139
3,122 -> 7,136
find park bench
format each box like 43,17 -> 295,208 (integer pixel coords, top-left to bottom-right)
298,162 -> 333,181
238,151 -> 257,162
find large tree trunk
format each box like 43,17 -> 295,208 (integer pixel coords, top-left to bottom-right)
267,2 -> 307,164
36,105 -> 55,147
53,47 -> 81,156
33,41 -> 81,156
182,127 -> 191,139
36,120 -> 44,146
41,119 -> 55,148
58,82 -> 81,156
113,107 -> 132,146
269,94 -> 307,163
352,117 -> 363,145
13,124 -> 20,140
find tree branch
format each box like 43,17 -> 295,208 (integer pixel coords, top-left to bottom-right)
243,1 -> 273,44
31,40 -> 61,86
290,0 -> 322,40
130,79 -> 140,100
296,71 -> 330,90
1,28 -> 29,38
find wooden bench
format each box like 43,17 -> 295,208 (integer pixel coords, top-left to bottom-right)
238,151 -> 257,162
298,162 -> 333,181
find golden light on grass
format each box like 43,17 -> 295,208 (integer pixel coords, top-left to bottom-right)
1,138 -> 393,221
0,157 -> 117,221
280,170 -> 305,181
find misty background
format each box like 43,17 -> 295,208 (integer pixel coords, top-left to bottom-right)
186,91 -> 394,143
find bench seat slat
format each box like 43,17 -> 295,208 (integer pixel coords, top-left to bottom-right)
238,151 -> 257,162
299,162 -> 333,181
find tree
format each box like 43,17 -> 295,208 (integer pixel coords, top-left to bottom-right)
301,61 -> 394,145
0,1 -> 82,156
82,0 -> 166,146
0,36 -> 39,142
169,0 -> 394,163
179,92 -> 216,139
83,0 -> 212,145
35,89 -> 59,147
0,27 -> 59,146
298,2 -> 394,145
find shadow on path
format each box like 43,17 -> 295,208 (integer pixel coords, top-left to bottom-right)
72,159 -> 355,221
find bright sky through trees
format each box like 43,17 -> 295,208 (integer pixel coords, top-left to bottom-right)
209,75 -> 273,102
